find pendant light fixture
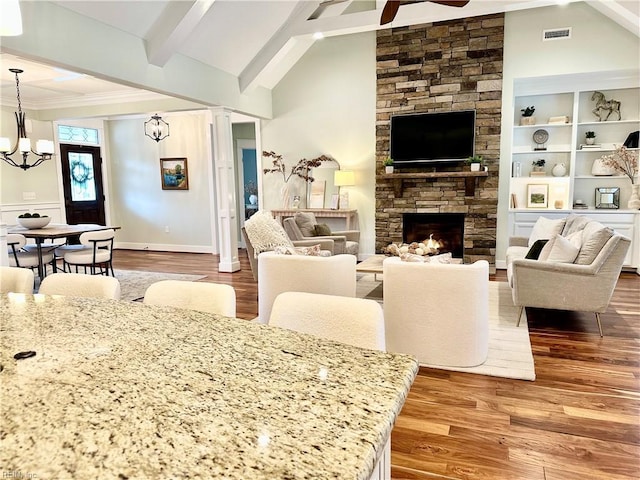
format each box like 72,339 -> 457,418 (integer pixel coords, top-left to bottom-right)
0,69 -> 55,170
144,113 -> 170,142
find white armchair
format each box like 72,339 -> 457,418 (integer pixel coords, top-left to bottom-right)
383,257 -> 490,367
257,251 -> 357,324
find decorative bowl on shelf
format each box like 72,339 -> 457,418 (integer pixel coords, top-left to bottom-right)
17,216 -> 51,229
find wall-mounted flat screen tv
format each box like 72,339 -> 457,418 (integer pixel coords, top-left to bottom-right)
390,110 -> 476,165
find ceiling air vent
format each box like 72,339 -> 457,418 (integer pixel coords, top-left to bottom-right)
543,27 -> 572,41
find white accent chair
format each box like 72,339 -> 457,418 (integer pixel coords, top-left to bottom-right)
0,266 -> 35,294
269,292 -> 386,350
61,229 -> 116,276
39,272 -> 121,300
383,257 -> 490,367
7,233 -> 56,279
257,251 -> 357,324
143,280 -> 236,317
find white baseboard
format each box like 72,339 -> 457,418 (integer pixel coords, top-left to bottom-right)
495,260 -> 507,270
115,242 -> 215,254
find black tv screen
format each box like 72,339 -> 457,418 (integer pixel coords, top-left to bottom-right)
390,110 -> 476,165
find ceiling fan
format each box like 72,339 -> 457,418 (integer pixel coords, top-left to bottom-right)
380,0 -> 471,25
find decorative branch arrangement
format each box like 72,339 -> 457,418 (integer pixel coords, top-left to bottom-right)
599,145 -> 638,184
263,151 -> 334,183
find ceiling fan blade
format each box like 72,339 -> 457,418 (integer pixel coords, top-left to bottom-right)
428,0 -> 471,7
380,0 -> 401,25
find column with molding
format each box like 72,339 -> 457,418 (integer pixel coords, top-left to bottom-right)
210,107 -> 240,272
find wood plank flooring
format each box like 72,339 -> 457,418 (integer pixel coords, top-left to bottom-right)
113,249 -> 640,479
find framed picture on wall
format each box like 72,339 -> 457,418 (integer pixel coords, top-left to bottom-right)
527,184 -> 548,208
160,158 -> 189,190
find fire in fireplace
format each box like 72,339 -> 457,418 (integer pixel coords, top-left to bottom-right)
403,213 -> 465,258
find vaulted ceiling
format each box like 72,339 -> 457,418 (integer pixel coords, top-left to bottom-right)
1,0 -> 638,114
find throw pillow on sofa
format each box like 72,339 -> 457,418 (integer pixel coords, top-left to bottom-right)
314,223 -> 332,236
575,222 -> 614,265
528,216 -> 566,247
274,244 -> 323,256
538,234 -> 580,263
294,212 -> 317,237
525,239 -> 549,259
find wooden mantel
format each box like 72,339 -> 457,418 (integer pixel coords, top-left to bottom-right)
377,171 -> 489,196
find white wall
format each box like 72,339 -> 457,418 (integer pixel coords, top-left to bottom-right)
497,2 -> 640,264
262,32 -> 377,256
107,112 -> 216,252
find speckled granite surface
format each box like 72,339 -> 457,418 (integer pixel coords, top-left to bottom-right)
0,293 -> 418,479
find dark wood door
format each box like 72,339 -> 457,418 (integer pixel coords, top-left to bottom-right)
60,144 -> 106,225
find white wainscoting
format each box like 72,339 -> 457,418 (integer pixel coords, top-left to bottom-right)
0,203 -> 64,226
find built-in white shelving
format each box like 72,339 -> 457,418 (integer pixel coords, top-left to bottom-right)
507,71 -> 640,270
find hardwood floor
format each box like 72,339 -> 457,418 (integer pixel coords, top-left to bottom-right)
113,249 -> 640,479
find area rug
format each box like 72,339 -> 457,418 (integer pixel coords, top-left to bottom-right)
113,269 -> 207,301
356,274 -> 535,381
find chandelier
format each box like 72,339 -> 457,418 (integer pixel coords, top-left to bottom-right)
0,69 -> 54,170
144,113 -> 170,142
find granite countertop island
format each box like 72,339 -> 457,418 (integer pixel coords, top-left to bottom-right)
0,293 -> 418,479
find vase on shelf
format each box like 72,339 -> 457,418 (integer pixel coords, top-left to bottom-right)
552,163 -> 567,177
628,184 -> 640,210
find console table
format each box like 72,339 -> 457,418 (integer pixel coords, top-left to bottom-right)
271,208 -> 358,230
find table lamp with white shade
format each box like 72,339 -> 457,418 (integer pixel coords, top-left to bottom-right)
334,170 -> 355,209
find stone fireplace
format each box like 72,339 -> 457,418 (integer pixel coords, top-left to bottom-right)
404,213 -> 465,258
375,14 -> 503,266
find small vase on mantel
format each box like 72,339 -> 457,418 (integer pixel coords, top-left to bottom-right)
628,184 -> 640,210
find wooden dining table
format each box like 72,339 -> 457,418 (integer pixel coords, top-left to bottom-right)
0,293 -> 418,479
8,223 -> 120,279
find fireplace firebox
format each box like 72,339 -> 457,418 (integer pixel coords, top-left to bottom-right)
403,213 -> 465,258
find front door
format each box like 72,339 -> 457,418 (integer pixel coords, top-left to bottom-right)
60,144 -> 106,225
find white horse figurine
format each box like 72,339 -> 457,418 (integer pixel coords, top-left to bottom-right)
592,91 -> 621,121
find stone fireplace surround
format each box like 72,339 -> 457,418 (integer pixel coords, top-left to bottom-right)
375,14 -> 503,266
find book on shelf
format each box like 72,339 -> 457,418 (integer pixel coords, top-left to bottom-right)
529,171 -> 547,177
580,144 -> 601,149
548,115 -> 570,124
510,193 -> 518,208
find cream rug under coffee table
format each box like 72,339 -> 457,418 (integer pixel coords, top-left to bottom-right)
356,274 -> 535,381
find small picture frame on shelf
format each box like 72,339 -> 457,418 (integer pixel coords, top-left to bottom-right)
595,187 -> 620,209
527,184 -> 548,208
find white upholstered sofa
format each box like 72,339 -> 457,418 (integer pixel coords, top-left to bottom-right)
506,214 -> 631,336
383,257 -> 490,367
